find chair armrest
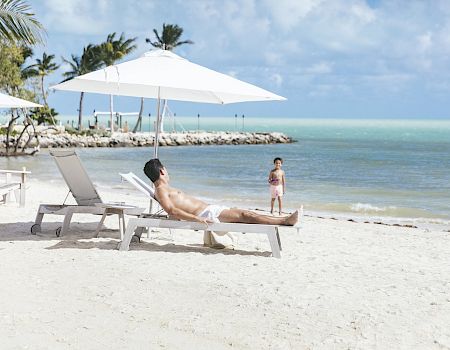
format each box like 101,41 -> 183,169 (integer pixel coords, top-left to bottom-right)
0,168 -> 31,185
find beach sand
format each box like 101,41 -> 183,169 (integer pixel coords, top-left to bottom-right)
1,180 -> 449,349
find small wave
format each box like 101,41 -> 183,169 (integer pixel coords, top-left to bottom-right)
350,203 -> 396,213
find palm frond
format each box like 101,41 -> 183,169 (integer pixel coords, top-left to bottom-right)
0,0 -> 45,45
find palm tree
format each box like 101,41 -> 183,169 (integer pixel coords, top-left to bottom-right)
26,52 -> 59,106
19,45 -> 35,79
98,32 -> 137,132
0,0 -> 44,45
98,32 -> 137,66
145,23 -> 193,50
139,24 -> 193,133
62,44 -> 102,130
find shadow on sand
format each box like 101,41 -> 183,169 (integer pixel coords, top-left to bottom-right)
47,239 -> 272,258
0,221 -> 272,258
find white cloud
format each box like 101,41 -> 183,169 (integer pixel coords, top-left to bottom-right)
33,0 -> 450,105
417,32 -> 432,53
270,73 -> 283,87
361,73 -> 415,92
41,0 -> 113,35
305,62 -> 333,75
263,0 -> 323,31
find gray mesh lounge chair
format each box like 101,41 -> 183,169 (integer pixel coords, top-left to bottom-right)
31,150 -> 143,237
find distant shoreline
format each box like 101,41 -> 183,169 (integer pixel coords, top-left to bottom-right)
0,131 -> 294,150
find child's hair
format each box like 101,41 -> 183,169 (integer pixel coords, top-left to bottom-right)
144,158 -> 164,182
273,157 -> 283,164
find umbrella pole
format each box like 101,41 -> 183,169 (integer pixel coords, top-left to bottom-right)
154,87 -> 161,158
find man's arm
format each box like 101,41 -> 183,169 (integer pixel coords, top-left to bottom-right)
282,172 -> 286,193
157,190 -> 208,224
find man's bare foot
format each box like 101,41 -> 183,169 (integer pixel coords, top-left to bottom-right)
285,210 -> 299,226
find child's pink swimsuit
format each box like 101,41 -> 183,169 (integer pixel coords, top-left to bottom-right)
270,184 -> 283,198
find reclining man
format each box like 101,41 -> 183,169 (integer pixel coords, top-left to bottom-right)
143,159 -> 300,227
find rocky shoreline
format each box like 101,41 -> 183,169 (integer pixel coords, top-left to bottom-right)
1,131 -> 294,149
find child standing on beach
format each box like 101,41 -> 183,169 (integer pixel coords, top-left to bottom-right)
268,157 -> 285,215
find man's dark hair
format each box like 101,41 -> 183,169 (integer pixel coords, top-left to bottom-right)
144,158 -> 164,182
273,157 -> 283,164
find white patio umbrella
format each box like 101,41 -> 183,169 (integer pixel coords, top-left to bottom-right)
51,49 -> 286,157
0,92 -> 43,108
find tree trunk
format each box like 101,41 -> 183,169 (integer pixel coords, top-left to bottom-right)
133,97 -> 144,133
41,75 -> 47,106
78,92 -> 84,130
109,94 -> 114,132
5,110 -> 20,155
41,75 -> 56,125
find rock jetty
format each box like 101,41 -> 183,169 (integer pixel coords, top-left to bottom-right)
1,131 -> 293,149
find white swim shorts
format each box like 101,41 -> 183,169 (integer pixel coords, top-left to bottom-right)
198,205 -> 229,223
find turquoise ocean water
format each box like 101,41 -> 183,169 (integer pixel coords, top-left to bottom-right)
2,116 -> 450,224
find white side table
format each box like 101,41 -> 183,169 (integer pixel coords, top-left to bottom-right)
95,203 -> 145,240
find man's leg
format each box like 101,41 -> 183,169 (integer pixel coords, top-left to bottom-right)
278,196 -> 282,215
219,208 -> 298,226
270,198 -> 275,214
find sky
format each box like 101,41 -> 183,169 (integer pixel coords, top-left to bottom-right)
28,0 -> 450,119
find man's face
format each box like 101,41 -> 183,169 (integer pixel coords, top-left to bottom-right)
161,167 -> 170,181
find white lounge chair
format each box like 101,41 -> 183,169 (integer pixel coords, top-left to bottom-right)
0,168 -> 31,207
119,171 -> 162,215
118,172 -> 296,258
31,150 -> 143,237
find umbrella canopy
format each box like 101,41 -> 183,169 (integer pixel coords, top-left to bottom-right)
0,92 -> 43,108
51,49 -> 286,104
51,49 -> 286,157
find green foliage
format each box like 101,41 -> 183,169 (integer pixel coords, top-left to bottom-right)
26,52 -> 59,77
20,51 -> 59,107
146,23 -> 193,51
0,40 -> 23,91
0,127 -> 18,135
28,105 -> 58,125
0,0 -> 45,45
62,44 -> 102,81
98,32 -> 137,66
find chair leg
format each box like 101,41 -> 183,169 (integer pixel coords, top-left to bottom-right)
95,209 -> 109,238
119,221 -> 138,251
19,184 -> 25,207
119,211 -> 125,241
133,226 -> 145,240
60,209 -> 74,236
276,228 -> 282,251
34,207 -> 45,230
267,231 -> 281,258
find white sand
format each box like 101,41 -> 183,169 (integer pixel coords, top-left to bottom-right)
1,179 -> 450,349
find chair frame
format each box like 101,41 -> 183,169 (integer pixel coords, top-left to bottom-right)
0,169 -> 31,207
119,217 -> 283,258
32,151 -> 143,237
118,172 -> 286,258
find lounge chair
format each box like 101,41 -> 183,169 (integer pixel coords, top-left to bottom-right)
31,150 -> 143,237
118,172 -> 299,258
119,171 -> 162,215
0,168 -> 31,207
